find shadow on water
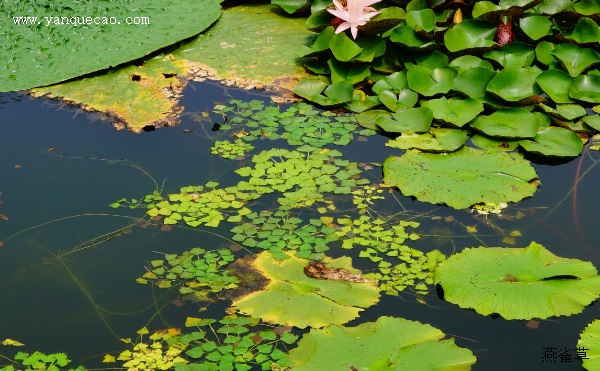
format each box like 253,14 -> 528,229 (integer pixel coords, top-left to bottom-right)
1,81 -> 599,370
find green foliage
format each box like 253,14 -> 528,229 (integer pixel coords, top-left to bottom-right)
334,215 -> 445,295
296,0 -> 599,158
578,320 -> 600,371
213,99 -> 375,147
0,351 -> 83,371
288,316 -> 477,370
210,139 -> 254,160
1,0 -> 222,92
435,242 -> 600,320
230,212 -> 338,261
117,315 -> 297,371
136,248 -> 239,299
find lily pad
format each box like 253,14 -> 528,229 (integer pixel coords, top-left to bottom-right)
471,134 -> 520,151
294,79 -> 354,106
386,128 -> 467,152
435,242 -> 600,319
420,97 -> 483,127
535,69 -> 575,104
383,147 -> 539,209
519,126 -> 584,157
486,67 -> 543,102
552,44 -> 600,78
288,316 -> 476,370
483,43 -> 536,69
231,252 -> 380,329
452,67 -> 497,100
0,0 -> 222,92
570,73 -> 600,103
519,15 -> 553,41
578,320 -> 600,371
406,66 -> 457,96
377,108 -> 434,133
470,108 -> 539,139
443,20 -> 497,54
559,17 -> 600,45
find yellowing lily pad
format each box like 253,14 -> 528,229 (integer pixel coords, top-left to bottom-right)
288,316 -> 476,370
31,5 -> 312,131
435,242 -> 600,320
231,252 -> 380,329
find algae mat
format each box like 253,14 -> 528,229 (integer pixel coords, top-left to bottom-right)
32,5 -> 312,132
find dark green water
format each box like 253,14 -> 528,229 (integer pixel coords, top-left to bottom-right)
1,83 -> 599,370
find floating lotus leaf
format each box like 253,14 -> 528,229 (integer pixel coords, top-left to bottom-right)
443,20 -> 497,53
231,252 -> 380,329
486,67 -> 543,102
294,79 -> 354,106
377,108 -> 434,133
535,41 -> 557,65
569,73 -> 600,103
448,56 -> 494,73
519,126 -> 584,157
472,0 -> 541,20
328,59 -> 372,84
452,67 -> 497,100
552,44 -> 600,77
470,108 -> 539,139
383,147 -> 539,209
414,50 -> 450,70
353,36 -> 387,63
435,242 -> 600,319
372,71 -> 419,111
578,320 -> 600,371
559,18 -> 600,45
301,27 -> 335,57
483,43 -> 535,68
535,69 -> 575,103
583,115 -> 600,132
288,316 -> 476,370
571,0 -> 600,15
0,0 -> 221,92
329,33 -> 363,62
519,15 -> 553,40
386,128 -> 467,152
407,66 -> 457,96
471,134 -> 520,151
389,26 -> 438,50
534,0 -> 574,14
539,103 -> 587,121
406,9 -> 436,32
420,97 -> 484,127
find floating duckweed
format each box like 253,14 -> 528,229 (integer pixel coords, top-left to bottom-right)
210,139 -> 254,159
230,212 -> 338,260
116,316 -> 297,371
213,99 -> 375,147
336,215 -> 445,295
136,248 -> 238,299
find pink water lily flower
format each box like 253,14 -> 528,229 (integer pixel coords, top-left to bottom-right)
327,0 -> 382,39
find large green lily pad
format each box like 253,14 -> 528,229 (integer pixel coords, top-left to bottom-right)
578,320 -> 600,371
435,242 -> 600,320
519,126 -> 584,157
231,252 -> 380,329
288,316 -> 476,370
383,147 -> 539,209
470,108 -> 539,139
1,0 -> 221,92
31,5 -> 313,131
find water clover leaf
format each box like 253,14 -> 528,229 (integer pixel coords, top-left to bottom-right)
435,242 -> 600,319
231,252 -> 380,328
288,316 -> 476,370
383,147 -> 539,209
210,139 -> 254,160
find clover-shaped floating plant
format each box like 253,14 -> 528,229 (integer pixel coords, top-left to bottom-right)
435,242 -> 600,320
230,251 -> 380,329
115,315 -> 298,371
288,316 -> 477,370
334,214 -> 445,295
383,147 -> 539,210
0,351 -> 82,371
136,248 -> 239,300
213,99 -> 375,147
210,139 -> 254,160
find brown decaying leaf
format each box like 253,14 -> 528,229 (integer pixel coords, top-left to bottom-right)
526,319 -> 540,329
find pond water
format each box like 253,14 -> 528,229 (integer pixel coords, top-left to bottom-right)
1,82 -> 600,370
